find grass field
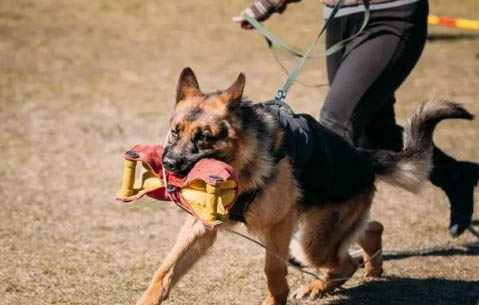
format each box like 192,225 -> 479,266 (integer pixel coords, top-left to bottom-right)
1,0 -> 478,304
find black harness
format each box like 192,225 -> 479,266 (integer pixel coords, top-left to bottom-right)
229,101 -> 315,223
229,190 -> 257,223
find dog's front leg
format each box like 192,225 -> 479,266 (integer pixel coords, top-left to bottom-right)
136,215 -> 217,305
261,214 -> 294,305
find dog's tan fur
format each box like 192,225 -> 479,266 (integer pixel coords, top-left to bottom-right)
136,68 -> 383,305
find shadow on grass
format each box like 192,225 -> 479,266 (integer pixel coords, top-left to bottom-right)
382,240 -> 479,262
380,220 -> 479,262
332,276 -> 479,305
468,222 -> 479,239
427,32 -> 479,42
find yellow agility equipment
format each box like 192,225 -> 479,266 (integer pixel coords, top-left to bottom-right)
428,15 -> 479,31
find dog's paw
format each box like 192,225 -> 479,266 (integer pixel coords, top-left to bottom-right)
135,290 -> 165,305
365,265 -> 383,277
260,291 -> 288,305
291,281 -> 328,300
135,298 -> 159,305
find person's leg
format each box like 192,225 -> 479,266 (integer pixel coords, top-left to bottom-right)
430,147 -> 479,236
362,104 -> 479,236
357,98 -> 403,152
320,10 -> 427,145
320,1 -> 478,236
322,0 -> 430,142
325,14 -> 347,85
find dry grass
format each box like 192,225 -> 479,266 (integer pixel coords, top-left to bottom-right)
0,0 -> 478,304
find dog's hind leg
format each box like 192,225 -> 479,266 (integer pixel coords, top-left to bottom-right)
292,191 -> 374,300
291,248 -> 359,299
357,220 -> 383,277
136,215 -> 217,305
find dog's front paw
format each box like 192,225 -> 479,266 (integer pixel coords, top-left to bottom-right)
135,286 -> 167,305
261,291 -> 288,305
135,295 -> 159,305
291,280 -> 328,300
135,294 -> 160,305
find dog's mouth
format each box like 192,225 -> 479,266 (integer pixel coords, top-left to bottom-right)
162,152 -> 226,178
171,165 -> 193,178
162,161 -> 193,178
162,150 -> 228,178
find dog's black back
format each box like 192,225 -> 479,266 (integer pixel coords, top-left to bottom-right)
261,103 -> 376,208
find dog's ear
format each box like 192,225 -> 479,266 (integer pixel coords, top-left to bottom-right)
176,67 -> 201,104
220,73 -> 245,105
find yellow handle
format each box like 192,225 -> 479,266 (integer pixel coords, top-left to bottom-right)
120,159 -> 137,197
204,184 -> 221,222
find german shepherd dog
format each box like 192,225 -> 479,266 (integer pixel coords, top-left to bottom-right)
135,68 -> 473,305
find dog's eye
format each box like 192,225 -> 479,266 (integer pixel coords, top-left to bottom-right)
170,124 -> 180,141
201,133 -> 212,142
200,133 -> 211,142
173,124 -> 180,134
195,130 -> 213,146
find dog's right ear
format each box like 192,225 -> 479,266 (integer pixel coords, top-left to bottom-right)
220,73 -> 245,106
176,67 -> 201,104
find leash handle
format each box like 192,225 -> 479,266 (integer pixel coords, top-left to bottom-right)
243,0 -> 370,102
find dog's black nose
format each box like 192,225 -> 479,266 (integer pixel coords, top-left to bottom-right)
163,155 -> 177,170
162,154 -> 185,173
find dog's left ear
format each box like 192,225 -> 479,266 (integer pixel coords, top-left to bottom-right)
220,73 -> 245,105
176,67 -> 201,104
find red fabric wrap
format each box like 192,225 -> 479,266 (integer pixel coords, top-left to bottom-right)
124,144 -> 165,175
116,144 -> 239,227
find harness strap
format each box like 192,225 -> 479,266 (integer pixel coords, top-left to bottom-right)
229,190 -> 258,223
227,102 -> 302,223
262,99 -> 294,115
243,0 -> 370,101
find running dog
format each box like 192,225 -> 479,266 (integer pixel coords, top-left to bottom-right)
135,68 -> 473,305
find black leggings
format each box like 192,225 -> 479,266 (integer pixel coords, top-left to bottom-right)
319,0 -> 428,150
318,0 -> 462,188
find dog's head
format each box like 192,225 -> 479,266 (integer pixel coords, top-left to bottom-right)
162,67 -> 245,176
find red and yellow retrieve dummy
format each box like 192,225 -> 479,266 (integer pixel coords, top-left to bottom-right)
116,145 -> 239,227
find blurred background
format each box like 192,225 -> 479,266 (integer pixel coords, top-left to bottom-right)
1,0 -> 478,304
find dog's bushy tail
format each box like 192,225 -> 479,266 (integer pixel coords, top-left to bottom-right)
367,101 -> 473,193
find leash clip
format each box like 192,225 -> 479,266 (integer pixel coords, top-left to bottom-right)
166,184 -> 179,194
275,89 -> 286,101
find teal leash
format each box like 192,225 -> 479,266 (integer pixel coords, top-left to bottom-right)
243,0 -> 370,104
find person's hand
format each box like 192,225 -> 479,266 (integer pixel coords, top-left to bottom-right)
233,1 -> 274,30
232,7 -> 256,30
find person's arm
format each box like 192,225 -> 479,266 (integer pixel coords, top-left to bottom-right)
233,0 -> 301,29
